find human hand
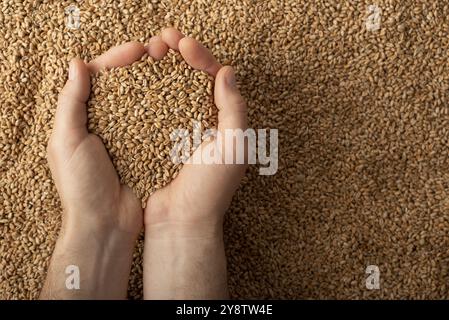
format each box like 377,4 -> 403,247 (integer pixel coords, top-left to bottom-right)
144,28 -> 248,238
143,28 -> 248,299
42,42 -> 148,299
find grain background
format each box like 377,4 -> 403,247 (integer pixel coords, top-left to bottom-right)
1,0 -> 449,299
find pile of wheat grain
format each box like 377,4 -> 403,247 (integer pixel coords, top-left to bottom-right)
1,0 -> 449,299
88,50 -> 216,207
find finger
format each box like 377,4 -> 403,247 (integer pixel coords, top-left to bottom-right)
161,27 -> 184,50
144,36 -> 168,60
214,66 -> 247,133
53,58 -> 90,140
178,37 -> 222,76
87,41 -> 146,74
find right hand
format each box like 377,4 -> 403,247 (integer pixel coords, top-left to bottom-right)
144,28 -> 248,238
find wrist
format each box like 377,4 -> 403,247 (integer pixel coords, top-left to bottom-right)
144,200 -> 225,240
143,222 -> 228,299
59,219 -> 137,252
144,217 -> 224,241
62,207 -> 141,242
48,219 -> 137,299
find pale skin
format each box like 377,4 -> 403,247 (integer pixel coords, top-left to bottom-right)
40,28 -> 247,300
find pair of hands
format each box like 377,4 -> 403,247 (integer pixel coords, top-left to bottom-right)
42,28 -> 247,299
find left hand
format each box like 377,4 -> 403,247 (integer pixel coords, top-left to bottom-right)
41,42 -> 157,299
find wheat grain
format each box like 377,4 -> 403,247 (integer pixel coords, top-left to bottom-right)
88,50 -> 216,208
1,0 -> 449,300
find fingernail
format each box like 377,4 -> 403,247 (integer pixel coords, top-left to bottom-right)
68,61 -> 76,80
226,67 -> 236,88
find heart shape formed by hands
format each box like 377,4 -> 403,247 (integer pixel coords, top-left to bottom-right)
87,50 -> 217,207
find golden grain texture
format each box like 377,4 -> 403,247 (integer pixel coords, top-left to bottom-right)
88,51 -> 216,207
1,0 -> 449,299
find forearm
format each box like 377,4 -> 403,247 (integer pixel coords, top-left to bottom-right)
40,222 -> 136,300
143,222 -> 228,299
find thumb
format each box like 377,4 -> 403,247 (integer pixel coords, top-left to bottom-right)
53,58 -> 90,141
214,66 -> 247,133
